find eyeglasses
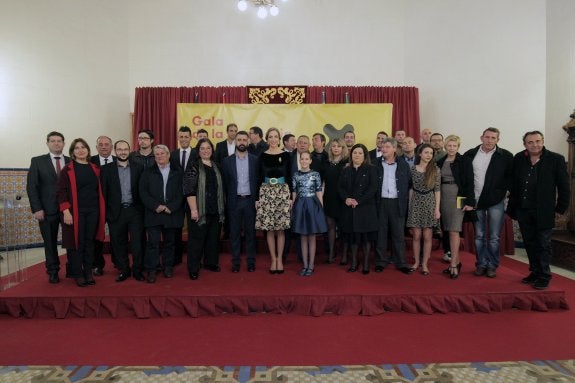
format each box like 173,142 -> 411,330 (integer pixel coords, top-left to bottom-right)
138,137 -> 151,141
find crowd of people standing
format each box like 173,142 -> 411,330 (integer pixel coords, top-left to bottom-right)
26,124 -> 570,290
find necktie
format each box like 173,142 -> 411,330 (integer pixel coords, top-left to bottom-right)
54,156 -> 62,174
181,149 -> 187,169
104,158 -> 108,165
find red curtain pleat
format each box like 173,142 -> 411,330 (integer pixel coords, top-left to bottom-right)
133,86 -> 419,149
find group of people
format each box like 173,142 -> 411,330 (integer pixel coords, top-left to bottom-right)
26,124 -> 570,290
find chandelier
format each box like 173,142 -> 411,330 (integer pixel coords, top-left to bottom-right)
237,0 -> 288,19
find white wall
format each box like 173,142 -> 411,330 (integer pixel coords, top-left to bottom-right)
0,0 -> 130,168
546,0 -> 575,156
404,0 -> 547,154
1,0 -> 567,168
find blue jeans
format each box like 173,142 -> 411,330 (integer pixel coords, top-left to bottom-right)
474,199 -> 505,270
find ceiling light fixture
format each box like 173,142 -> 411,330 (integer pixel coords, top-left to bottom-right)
237,0 -> 287,19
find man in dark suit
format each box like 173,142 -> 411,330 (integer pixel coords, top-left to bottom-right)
248,126 -> 268,156
368,131 -> 388,162
100,140 -> 145,282
215,123 -> 238,165
374,138 -> 412,274
26,131 -> 70,283
463,127 -> 513,278
89,135 -> 116,275
507,131 -> 570,290
221,131 -> 259,272
139,144 -> 184,283
170,126 -> 195,265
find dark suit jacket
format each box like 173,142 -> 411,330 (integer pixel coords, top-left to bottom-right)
139,163 -> 184,228
375,156 -> 412,217
463,145 -> 513,209
338,164 -> 379,233
248,140 -> 268,157
90,155 -> 117,167
507,147 -> 570,230
221,153 -> 259,210
215,140 -> 234,165
170,148 -> 195,174
100,160 -> 144,222
27,153 -> 71,215
369,149 -> 381,163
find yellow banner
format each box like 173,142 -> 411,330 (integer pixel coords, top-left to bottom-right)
177,103 -> 393,149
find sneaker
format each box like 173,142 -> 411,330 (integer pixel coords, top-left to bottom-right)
474,266 -> 487,276
304,268 -> 314,276
533,278 -> 550,290
521,273 -> 538,284
486,268 -> 497,278
442,252 -> 452,263
299,268 -> 308,276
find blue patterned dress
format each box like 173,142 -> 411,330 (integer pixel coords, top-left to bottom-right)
291,170 -> 328,235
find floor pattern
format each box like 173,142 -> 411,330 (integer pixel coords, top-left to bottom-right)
1,361 -> 574,382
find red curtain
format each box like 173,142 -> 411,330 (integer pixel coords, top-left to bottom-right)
133,86 -> 247,150
133,86 -> 420,149
307,86 -> 420,142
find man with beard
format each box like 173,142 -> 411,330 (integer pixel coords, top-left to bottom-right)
100,140 -> 146,281
221,131 -> 259,272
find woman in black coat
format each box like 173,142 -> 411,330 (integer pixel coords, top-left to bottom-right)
337,143 -> 379,273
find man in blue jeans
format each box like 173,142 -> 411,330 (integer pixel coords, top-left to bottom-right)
464,127 -> 513,278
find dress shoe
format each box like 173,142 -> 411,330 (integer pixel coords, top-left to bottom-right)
398,266 -> 412,275
85,277 -> 96,285
189,272 -> 199,280
347,266 -> 357,273
232,266 -> 240,273
75,278 -> 88,287
362,268 -> 370,275
133,272 -> 145,282
247,265 -> 256,272
375,266 -> 384,273
147,271 -> 157,284
522,273 -> 538,284
92,267 -> 104,276
474,266 -> 487,276
116,272 -> 130,282
486,268 -> 497,278
163,268 -> 173,278
533,278 -> 550,290
48,273 -> 60,284
205,265 -> 221,272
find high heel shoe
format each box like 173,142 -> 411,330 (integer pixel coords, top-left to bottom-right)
421,267 -> 430,276
449,263 -> 462,279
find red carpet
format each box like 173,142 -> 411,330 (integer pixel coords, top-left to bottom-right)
0,253 -> 574,365
0,251 -> 567,318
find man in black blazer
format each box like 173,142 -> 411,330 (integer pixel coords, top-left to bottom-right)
463,127 -> 513,278
374,138 -> 412,274
89,135 -> 117,275
100,140 -> 145,282
26,131 -> 70,283
507,131 -> 570,290
214,123 -> 238,165
368,131 -> 388,162
139,144 -> 184,283
170,126 -> 195,265
221,131 -> 259,272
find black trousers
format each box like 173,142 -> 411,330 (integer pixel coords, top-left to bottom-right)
375,198 -> 407,268
228,197 -> 256,268
187,214 -> 221,274
68,209 -> 98,278
145,226 -> 178,273
517,208 -> 553,281
108,206 -> 145,275
38,212 -> 62,275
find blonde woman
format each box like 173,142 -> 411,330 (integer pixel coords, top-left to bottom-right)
255,127 -> 292,274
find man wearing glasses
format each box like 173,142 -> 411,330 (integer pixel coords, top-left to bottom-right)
129,129 -> 155,169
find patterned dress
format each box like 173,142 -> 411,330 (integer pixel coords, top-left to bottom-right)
291,170 -> 328,235
255,151 -> 291,231
406,166 -> 441,228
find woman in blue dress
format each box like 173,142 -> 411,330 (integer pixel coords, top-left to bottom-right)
292,152 -> 328,276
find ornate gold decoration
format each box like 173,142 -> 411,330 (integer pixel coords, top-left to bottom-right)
248,86 -> 307,104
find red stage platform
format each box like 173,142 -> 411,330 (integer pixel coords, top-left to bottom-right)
0,250 -> 568,319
